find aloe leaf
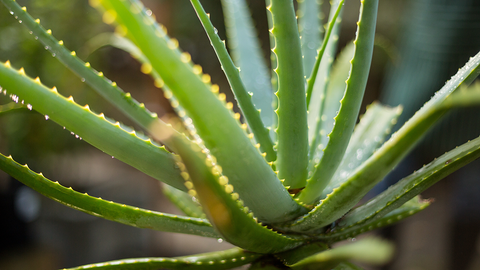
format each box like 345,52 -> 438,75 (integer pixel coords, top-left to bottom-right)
162,183 -> 206,219
65,248 -> 261,270
269,0 -> 309,189
308,42 -> 353,172
305,0 -> 345,107
0,101 -> 25,113
290,51 -> 480,231
307,1 -> 344,148
93,0 -> 306,223
275,242 -> 329,266
290,238 -> 394,270
264,0 -> 277,94
190,0 -> 275,162
0,61 -> 186,191
169,134 -> 306,254
0,153 -> 218,238
321,103 -> 402,197
298,0 -> 323,77
0,0 -> 183,143
319,196 -> 430,242
299,0 -> 379,204
339,134 -> 480,229
220,0 -> 276,139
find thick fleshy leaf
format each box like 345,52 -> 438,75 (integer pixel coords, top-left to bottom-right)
65,248 -> 261,270
0,153 -> 218,238
221,0 -> 276,138
321,102 -> 402,197
306,4 -> 344,147
308,42 -> 353,172
1,0 -> 181,141
168,134 -> 306,253
339,134 -> 480,228
0,61 -> 186,190
318,196 -> 430,242
299,0 -> 379,204
270,0 -> 309,189
288,50 -> 480,232
290,238 -> 394,270
305,0 -> 345,107
93,0 -> 306,223
162,183 -> 206,219
298,0 -> 323,77
191,0 -> 275,162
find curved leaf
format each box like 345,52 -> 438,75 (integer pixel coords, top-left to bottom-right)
0,61 -> 186,190
0,153 -> 218,238
299,0 -> 379,204
93,0 -> 306,223
291,238 -> 394,270
1,0 -> 182,142
169,134 -> 306,254
270,0 -> 309,189
289,50 -> 480,232
221,0 -> 276,139
191,0 -> 276,162
65,248 -> 261,270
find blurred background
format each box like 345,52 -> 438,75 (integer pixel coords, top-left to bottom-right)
0,0 -> 479,269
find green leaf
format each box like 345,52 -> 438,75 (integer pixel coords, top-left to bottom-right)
0,153 -> 218,238
270,0 -> 309,189
162,183 -> 206,219
65,248 -> 261,270
0,102 -> 25,113
0,61 -> 186,190
221,0 -> 276,139
339,133 -> 480,229
1,0 -> 181,141
319,196 -> 429,242
298,0 -> 323,77
290,50 -> 480,232
190,0 -> 276,162
275,242 -> 329,266
308,42 -> 353,172
169,134 -> 306,254
321,102 -> 402,198
299,0 -> 379,204
291,238 -> 394,270
332,262 -> 365,270
305,0 -> 345,107
94,0 -> 306,223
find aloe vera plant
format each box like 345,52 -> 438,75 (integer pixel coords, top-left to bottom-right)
1,0 -> 480,269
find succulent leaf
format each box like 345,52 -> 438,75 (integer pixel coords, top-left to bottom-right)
308,42 -> 353,172
93,0 -> 306,223
0,153 -> 218,238
0,61 -> 186,190
305,0 -> 345,107
339,134 -> 480,228
298,0 -> 324,77
321,102 -> 402,197
65,248 -> 261,270
220,0 -> 276,140
0,0 -> 181,140
270,0 -> 309,189
299,0 -> 379,204
169,134 -> 306,254
320,196 -> 430,242
290,238 -> 394,270
290,51 -> 480,232
190,0 -> 276,162
162,184 -> 206,219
